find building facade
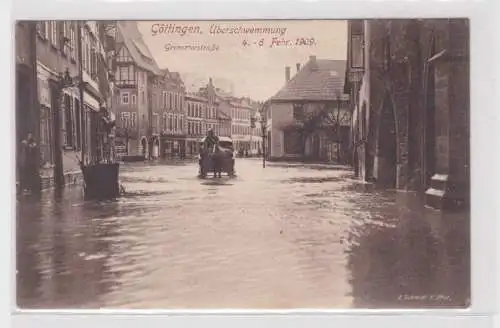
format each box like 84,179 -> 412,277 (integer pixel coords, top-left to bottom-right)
22,21 -> 111,187
217,111 -> 232,137
15,21 -> 115,190
230,99 -> 252,153
345,19 -> 469,210
15,22 -> 38,184
199,78 -> 228,138
268,56 -> 350,162
185,93 -> 206,157
159,70 -> 187,159
112,21 -> 160,158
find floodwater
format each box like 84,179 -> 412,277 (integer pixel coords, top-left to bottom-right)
16,158 -> 470,309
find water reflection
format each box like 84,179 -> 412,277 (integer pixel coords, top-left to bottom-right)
16,160 -> 470,309
345,191 -> 470,308
16,187 -> 124,308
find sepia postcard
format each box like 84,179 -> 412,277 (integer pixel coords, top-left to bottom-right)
15,19 -> 470,310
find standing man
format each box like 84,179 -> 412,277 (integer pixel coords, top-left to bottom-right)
203,129 -> 219,153
19,132 -> 40,192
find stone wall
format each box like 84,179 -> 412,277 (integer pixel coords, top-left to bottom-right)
349,19 -> 469,207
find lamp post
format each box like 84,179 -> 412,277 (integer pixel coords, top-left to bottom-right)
259,106 -> 268,168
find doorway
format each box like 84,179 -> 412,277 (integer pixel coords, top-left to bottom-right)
311,134 -> 320,159
376,93 -> 398,188
423,45 -> 436,189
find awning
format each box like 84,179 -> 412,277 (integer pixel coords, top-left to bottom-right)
84,92 -> 100,111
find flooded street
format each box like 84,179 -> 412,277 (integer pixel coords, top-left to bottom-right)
16,159 -> 470,309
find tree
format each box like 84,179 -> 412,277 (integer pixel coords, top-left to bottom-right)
292,92 -> 350,162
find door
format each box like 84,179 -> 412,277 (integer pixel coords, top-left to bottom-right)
311,134 -> 320,159
39,105 -> 52,165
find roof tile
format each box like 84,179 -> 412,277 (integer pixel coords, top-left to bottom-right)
271,59 -> 348,102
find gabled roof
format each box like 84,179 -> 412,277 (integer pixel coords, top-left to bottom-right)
271,58 -> 348,102
118,21 -> 161,74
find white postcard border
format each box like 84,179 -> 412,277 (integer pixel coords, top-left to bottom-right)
3,0 -> 499,328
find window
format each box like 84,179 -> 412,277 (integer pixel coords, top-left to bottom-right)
121,92 -> 130,104
153,113 -> 160,132
82,32 -> 89,73
120,112 -> 131,128
69,22 -> 76,60
50,21 -> 58,47
162,113 -> 168,131
90,48 -> 97,79
61,21 -> 69,56
174,116 -> 178,131
63,94 -> 73,147
131,94 -> 137,105
142,91 -> 145,104
293,104 -> 304,120
351,34 -> 364,68
131,113 -> 137,128
117,65 -> 136,85
74,99 -> 81,149
36,21 -> 48,39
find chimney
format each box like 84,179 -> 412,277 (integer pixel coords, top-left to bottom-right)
209,77 -> 213,85
296,63 -> 301,73
309,55 -> 317,70
285,66 -> 291,82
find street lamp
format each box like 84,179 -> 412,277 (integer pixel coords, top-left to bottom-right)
259,103 -> 268,168
59,68 -> 74,88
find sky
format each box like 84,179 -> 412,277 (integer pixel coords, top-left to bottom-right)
138,20 -> 347,101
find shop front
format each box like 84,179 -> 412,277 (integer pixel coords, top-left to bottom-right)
160,133 -> 187,159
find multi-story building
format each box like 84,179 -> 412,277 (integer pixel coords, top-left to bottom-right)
344,19 -> 469,210
185,93 -> 206,157
230,98 -> 255,154
267,56 -> 349,162
199,78 -> 231,138
197,78 -> 219,137
32,20 -> 82,181
217,111 -> 232,137
112,21 -> 160,158
158,70 -> 187,158
21,21 -> 112,188
82,22 -> 115,164
15,22 -> 38,184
